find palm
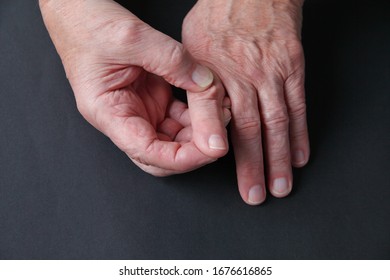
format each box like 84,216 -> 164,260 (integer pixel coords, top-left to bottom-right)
101,67 -> 192,143
83,65 -> 213,176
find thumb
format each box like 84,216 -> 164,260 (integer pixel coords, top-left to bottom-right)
126,20 -> 228,157
132,24 -> 214,92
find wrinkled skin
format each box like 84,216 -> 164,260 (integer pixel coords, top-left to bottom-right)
39,0 -> 231,176
40,0 -> 310,206
183,0 -> 310,204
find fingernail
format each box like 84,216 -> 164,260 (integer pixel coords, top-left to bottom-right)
208,134 -> 227,150
248,185 -> 265,205
192,65 -> 214,88
273,178 -> 290,195
293,150 -> 306,165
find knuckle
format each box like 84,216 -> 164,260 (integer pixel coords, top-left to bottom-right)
234,117 -> 262,141
165,43 -> 185,72
288,101 -> 306,121
262,108 -> 289,132
111,20 -> 144,46
153,43 -> 186,86
288,41 -> 304,62
290,128 -> 307,141
266,133 -> 289,162
268,153 -> 290,168
238,160 -> 263,179
190,84 -> 221,103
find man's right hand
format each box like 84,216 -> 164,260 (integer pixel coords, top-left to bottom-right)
39,0 -> 230,176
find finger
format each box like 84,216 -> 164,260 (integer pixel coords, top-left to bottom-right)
168,98 -> 231,128
157,118 -> 183,141
132,159 -> 186,177
285,72 -> 310,167
104,114 -> 215,172
223,96 -> 232,109
257,79 -> 293,198
222,96 -> 232,126
223,108 -> 232,127
167,99 -> 191,127
129,21 -> 214,92
175,126 -> 193,143
161,103 -> 231,143
164,101 -> 194,143
228,81 -> 267,206
187,79 -> 229,158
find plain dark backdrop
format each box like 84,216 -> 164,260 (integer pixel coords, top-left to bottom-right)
0,0 -> 389,259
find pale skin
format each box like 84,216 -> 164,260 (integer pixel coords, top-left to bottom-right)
183,0 -> 310,204
39,0 -> 309,205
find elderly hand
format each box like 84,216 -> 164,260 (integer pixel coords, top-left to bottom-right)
39,0 -> 230,176
183,0 -> 310,204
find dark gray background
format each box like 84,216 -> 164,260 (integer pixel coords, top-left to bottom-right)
0,0 -> 389,259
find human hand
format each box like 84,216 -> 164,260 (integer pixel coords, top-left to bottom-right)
39,0 -> 230,176
183,0 -> 310,204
